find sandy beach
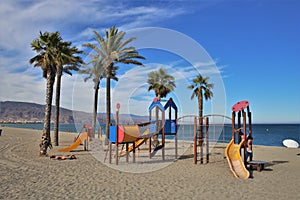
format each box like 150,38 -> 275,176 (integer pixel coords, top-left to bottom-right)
0,127 -> 300,200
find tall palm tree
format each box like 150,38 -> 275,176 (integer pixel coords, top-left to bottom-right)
29,31 -> 61,156
188,74 -> 213,158
147,67 -> 176,100
79,56 -> 117,137
83,26 -> 145,143
53,41 -> 83,146
187,74 -> 214,120
147,67 -> 176,147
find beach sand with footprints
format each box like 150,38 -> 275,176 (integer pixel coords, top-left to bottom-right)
0,127 -> 300,199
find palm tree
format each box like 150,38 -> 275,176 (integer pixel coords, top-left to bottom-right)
83,27 -> 145,143
147,67 -> 176,100
29,31 -> 60,156
147,67 -> 176,147
187,74 -> 214,120
53,41 -> 83,146
188,74 -> 213,161
79,56 -> 117,137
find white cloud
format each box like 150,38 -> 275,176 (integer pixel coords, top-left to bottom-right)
108,59 -> 225,116
0,0 -> 226,119
0,0 -> 189,108
0,67 -> 45,104
68,50 -> 226,116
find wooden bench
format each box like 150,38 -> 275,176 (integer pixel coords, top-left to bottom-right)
248,160 -> 266,172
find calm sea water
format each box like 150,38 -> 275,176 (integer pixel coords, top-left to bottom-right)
177,124 -> 300,147
1,123 -> 299,147
217,124 -> 300,147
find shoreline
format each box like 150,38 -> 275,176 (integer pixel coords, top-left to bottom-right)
1,127 -> 300,199
1,125 -> 298,148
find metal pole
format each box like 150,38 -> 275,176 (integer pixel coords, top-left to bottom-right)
247,106 -> 252,138
162,111 -> 165,161
115,106 -> 119,165
242,111 -> 247,166
247,106 -> 253,162
133,142 -> 136,163
237,111 -> 241,144
232,111 -> 235,143
206,117 -> 209,163
109,141 -> 112,164
194,117 -> 197,164
175,108 -> 178,159
126,143 -> 129,163
175,119 -> 178,159
199,117 -> 203,164
149,109 -> 152,158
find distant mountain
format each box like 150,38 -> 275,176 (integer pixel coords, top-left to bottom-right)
0,101 -> 148,124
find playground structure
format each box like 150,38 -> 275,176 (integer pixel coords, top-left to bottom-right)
225,100 -> 252,179
163,97 -> 178,157
148,97 -> 165,160
107,98 -> 243,167
59,124 -> 91,152
194,116 -> 209,164
177,114 -> 232,165
98,97 -> 258,178
108,98 -> 178,165
59,97 -> 257,179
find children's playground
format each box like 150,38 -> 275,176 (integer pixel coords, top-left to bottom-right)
59,98 -> 264,178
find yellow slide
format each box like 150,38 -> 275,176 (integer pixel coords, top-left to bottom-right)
119,129 -> 150,157
59,132 -> 88,152
225,139 -> 249,179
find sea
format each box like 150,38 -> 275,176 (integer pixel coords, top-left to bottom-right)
1,123 -> 299,148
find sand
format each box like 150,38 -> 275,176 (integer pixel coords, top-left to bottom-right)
0,127 -> 300,200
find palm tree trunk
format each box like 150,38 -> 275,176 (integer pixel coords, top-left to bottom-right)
93,80 -> 100,139
40,71 -> 55,156
54,70 -> 62,146
105,76 -> 111,144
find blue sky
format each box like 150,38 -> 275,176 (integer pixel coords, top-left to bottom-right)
0,0 -> 299,123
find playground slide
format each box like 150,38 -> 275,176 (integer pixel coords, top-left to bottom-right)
119,129 -> 150,157
58,132 -> 88,152
225,139 -> 250,179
